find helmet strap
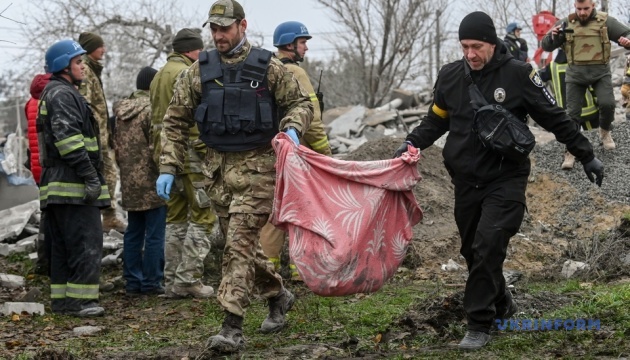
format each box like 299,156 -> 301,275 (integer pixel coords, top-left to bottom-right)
64,67 -> 83,87
290,40 -> 304,63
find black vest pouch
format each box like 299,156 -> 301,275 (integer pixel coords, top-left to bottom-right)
239,88 -> 257,132
207,89 -> 226,135
224,87 -> 241,134
258,101 -> 274,131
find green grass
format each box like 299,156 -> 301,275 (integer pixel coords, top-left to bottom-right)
3,269 -> 630,359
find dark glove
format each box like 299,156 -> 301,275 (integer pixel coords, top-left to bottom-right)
83,174 -> 102,202
393,141 -> 413,158
583,157 -> 604,187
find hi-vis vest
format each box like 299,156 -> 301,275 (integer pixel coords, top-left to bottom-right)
550,61 -> 599,129
197,48 -> 280,152
564,12 -> 610,65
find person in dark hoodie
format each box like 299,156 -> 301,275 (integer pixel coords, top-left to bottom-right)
393,11 -> 604,350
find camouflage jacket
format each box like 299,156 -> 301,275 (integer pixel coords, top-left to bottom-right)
276,52 -> 331,155
159,40 -> 313,175
114,90 -> 164,211
150,52 -> 203,174
79,55 -> 110,149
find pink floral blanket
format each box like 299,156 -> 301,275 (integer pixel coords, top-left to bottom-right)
271,133 -> 423,296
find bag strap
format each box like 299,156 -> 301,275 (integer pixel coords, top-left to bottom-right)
463,61 -> 489,111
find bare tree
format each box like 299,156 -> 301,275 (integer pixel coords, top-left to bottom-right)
315,0 -> 447,108
11,0 -> 206,104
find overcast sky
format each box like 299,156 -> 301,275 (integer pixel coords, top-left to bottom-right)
0,0 -> 336,71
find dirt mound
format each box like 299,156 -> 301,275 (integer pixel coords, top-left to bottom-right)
344,129 -> 630,282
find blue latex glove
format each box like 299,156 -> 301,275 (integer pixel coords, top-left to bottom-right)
156,174 -> 175,200
284,127 -> 300,145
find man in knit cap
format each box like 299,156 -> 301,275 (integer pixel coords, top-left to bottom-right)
150,28 -> 220,299
78,31 -> 127,234
393,11 -> 604,349
114,66 -> 166,297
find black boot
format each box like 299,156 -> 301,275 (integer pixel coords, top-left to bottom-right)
260,288 -> 295,333
206,312 -> 245,353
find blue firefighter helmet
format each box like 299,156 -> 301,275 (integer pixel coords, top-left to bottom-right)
45,40 -> 86,73
506,22 -> 522,34
273,21 -> 312,47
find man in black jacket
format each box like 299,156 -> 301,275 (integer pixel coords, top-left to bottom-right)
394,11 -> 604,350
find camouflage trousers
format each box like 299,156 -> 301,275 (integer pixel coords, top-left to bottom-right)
164,172 -> 220,287
101,147 -> 119,211
203,146 -> 283,317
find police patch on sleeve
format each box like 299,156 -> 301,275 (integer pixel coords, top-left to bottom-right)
529,69 -> 544,88
540,86 -> 557,106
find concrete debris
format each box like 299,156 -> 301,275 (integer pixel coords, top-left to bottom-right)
73,326 -> 104,336
0,200 -> 39,242
327,105 -> 366,138
102,248 -> 124,266
0,273 -> 25,289
0,302 -> 45,316
321,88 -> 433,156
561,260 -> 590,278
441,259 -> 464,271
17,288 -> 43,302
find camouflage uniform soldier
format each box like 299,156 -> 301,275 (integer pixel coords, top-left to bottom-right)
260,20 -> 333,281
542,0 -> 630,166
114,67 -> 167,297
78,32 -> 126,233
157,0 -> 313,353
150,28 -> 218,299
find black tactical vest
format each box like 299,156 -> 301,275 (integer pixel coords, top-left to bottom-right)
197,48 -> 280,152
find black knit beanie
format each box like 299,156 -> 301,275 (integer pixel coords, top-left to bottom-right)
136,66 -> 158,91
458,11 -> 497,44
172,28 -> 204,53
78,32 -> 105,54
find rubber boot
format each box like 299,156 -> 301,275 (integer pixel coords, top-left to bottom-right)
561,151 -> 575,170
260,288 -> 295,333
600,128 -> 616,150
206,312 -> 245,353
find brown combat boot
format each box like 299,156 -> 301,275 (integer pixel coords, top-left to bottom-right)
206,312 -> 245,353
600,128 -> 616,150
102,209 -> 127,233
561,151 -> 575,170
260,287 -> 295,333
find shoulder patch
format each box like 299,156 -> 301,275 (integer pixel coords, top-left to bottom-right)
541,86 -> 557,106
529,69 -> 544,88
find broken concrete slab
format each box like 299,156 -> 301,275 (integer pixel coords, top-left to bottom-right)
363,111 -> 397,126
0,243 -> 27,256
0,302 -> 45,316
16,234 -> 37,252
327,106 -> 366,138
0,273 -> 25,288
0,199 -> 39,242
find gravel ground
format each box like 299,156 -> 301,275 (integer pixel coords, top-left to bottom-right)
532,119 -> 630,205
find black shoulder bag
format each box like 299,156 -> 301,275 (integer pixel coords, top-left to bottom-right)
464,62 -> 535,163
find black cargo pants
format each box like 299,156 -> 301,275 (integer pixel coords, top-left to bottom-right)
454,176 -> 526,333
